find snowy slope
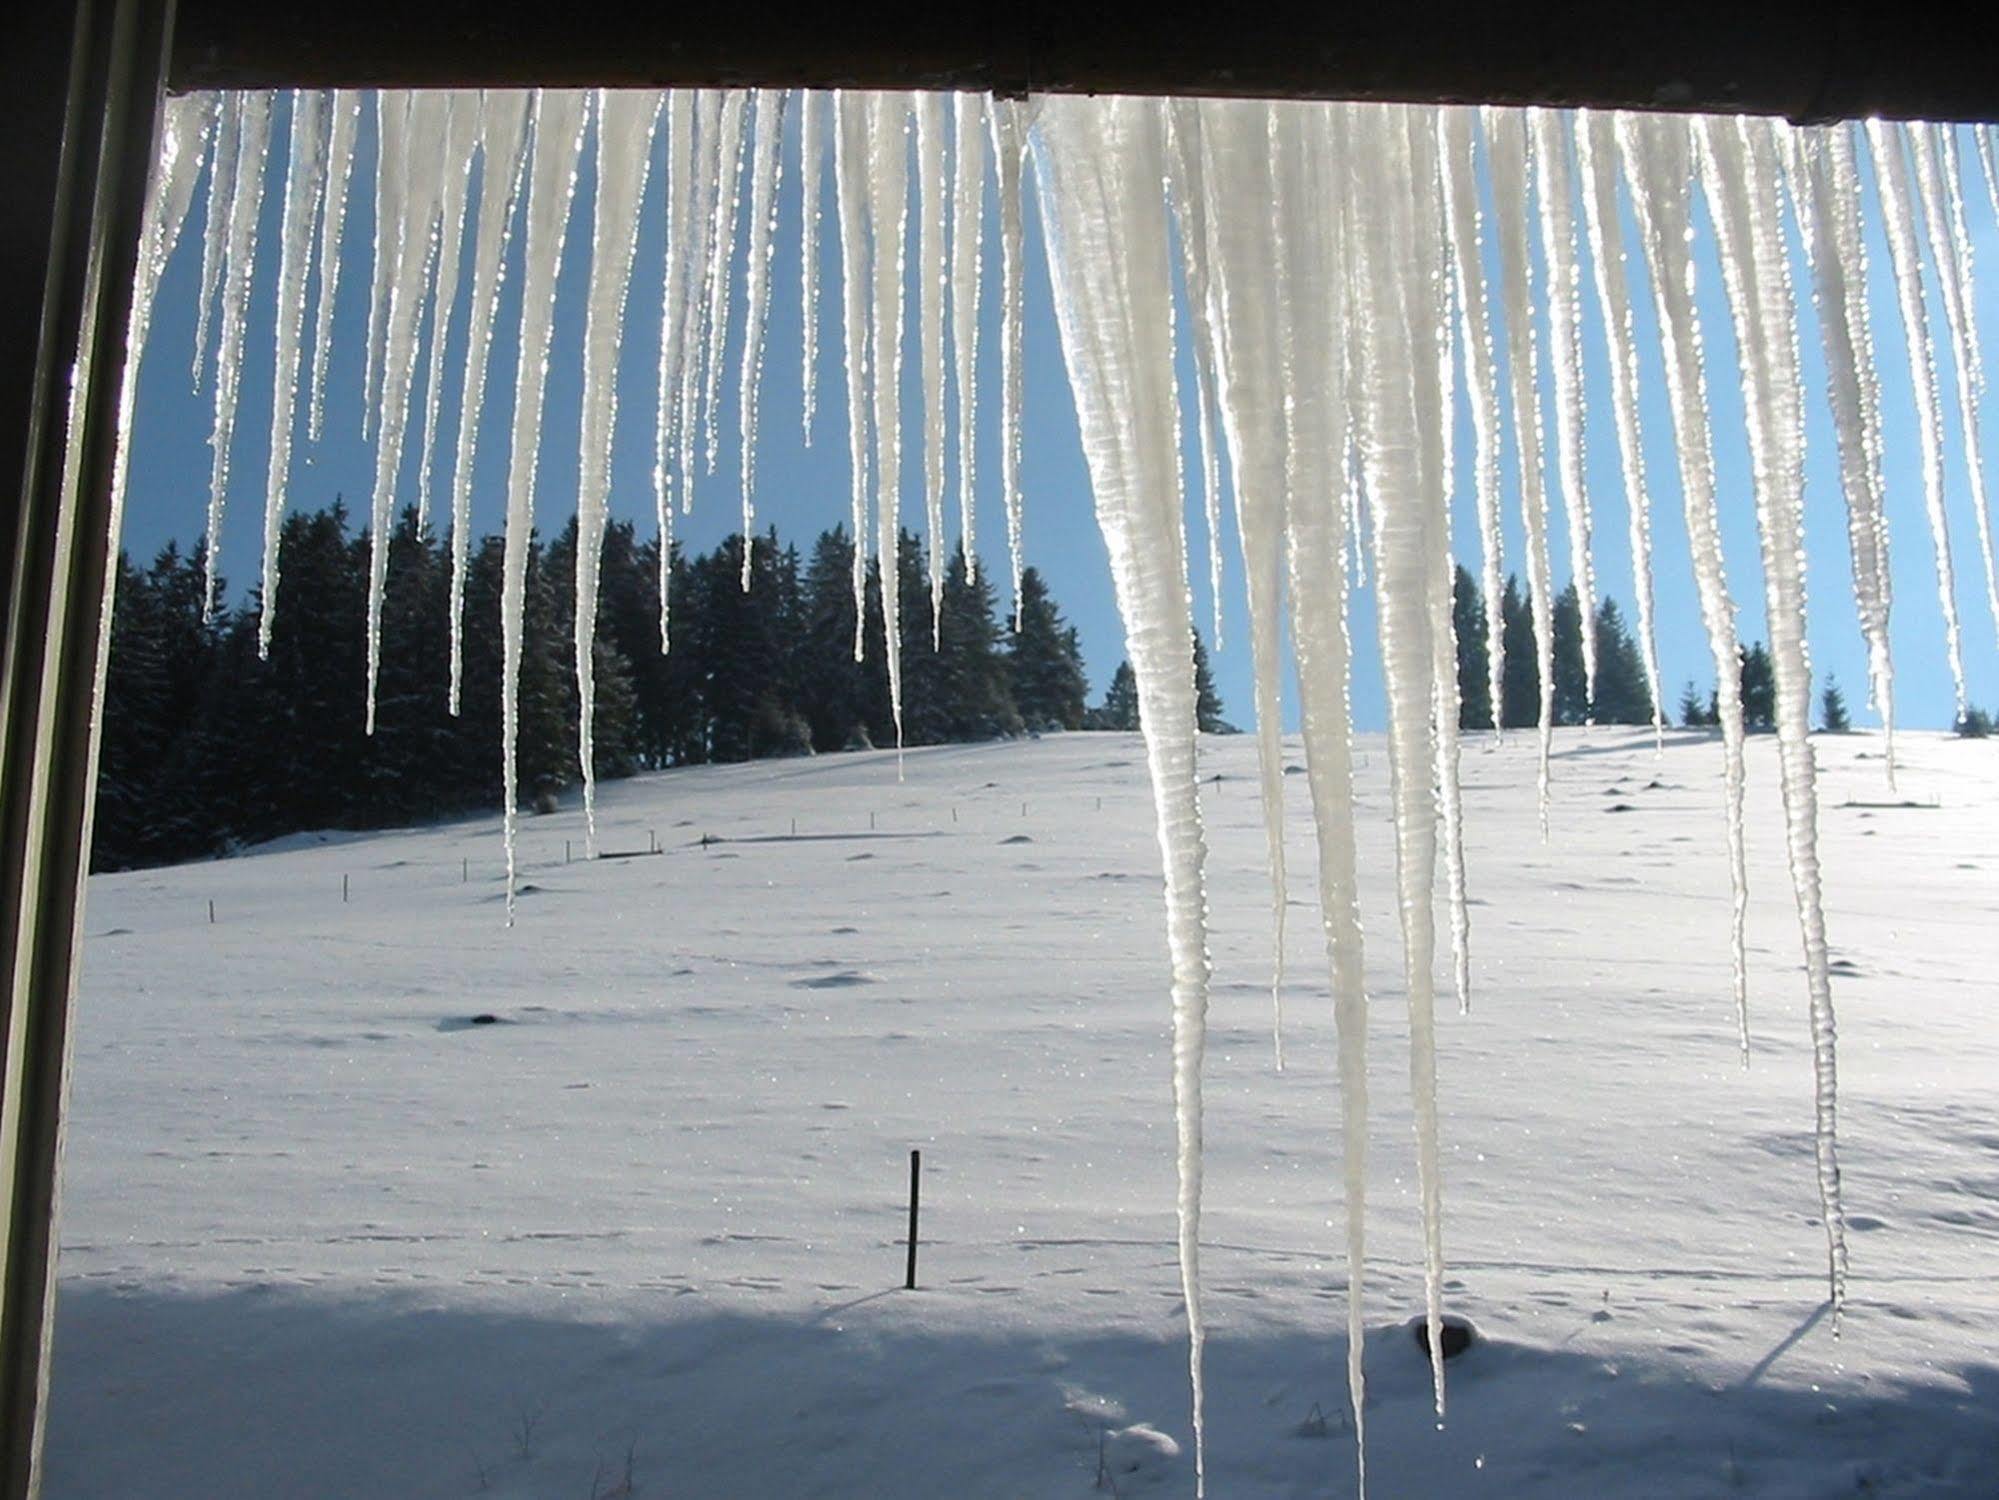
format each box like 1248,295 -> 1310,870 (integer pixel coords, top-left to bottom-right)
45,728 -> 1999,1498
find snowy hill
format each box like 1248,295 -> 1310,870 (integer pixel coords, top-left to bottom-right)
46,727 -> 1999,1497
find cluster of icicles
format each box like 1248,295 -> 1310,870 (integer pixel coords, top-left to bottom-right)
109,85 -> 1999,1496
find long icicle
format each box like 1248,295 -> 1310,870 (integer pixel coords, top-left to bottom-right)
800,90 -> 822,443
192,91 -> 238,390
1619,110 -> 1751,1059
915,92 -> 949,639
1165,99 -> 1231,651
834,91 -> 874,656
702,90 -> 749,484
739,88 -> 788,587
1697,112 -> 1848,1318
364,91 -> 411,440
577,90 -> 661,855
675,91 -> 723,514
949,92 -> 987,579
258,90 -> 327,658
447,91 -> 531,715
991,96 -> 1030,626
498,89 -> 588,920
868,92 -> 913,755
415,92 -> 482,529
1032,95 -> 1211,1497
307,89 -> 360,443
653,90 -> 695,652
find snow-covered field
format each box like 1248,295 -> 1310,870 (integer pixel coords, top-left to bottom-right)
45,727 -> 1999,1497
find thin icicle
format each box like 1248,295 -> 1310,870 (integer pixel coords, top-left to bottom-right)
1576,110 -> 1664,743
1529,107 -> 1597,707
949,93 -> 987,580
500,90 -> 589,920
834,92 -> 874,656
675,91 -> 723,513
447,91 -> 531,715
1484,109 -> 1557,828
654,90 -> 696,652
1193,98 -> 1290,1069
576,90 -> 661,855
1032,95 -> 1211,1497
363,91 -> 452,736
1868,119 -> 1968,718
868,92 -> 913,754
192,92 -> 238,390
738,88 -> 787,584
364,92 -> 411,440
800,90 -> 822,443
203,90 -> 273,618
1431,130 -> 1472,1016
991,96 -> 1030,626
307,90 -> 360,443
1440,106 -> 1506,739
702,91 -> 749,483
1619,111 -> 1751,1059
1165,99 -> 1230,652
415,93 -> 482,528
257,90 -> 327,658
1697,113 -> 1847,1318
1911,123 -> 1999,651
916,92 -> 949,640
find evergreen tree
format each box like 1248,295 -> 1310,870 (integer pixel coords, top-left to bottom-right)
1008,566 -> 1088,730
1739,643 -> 1775,732
1589,597 -> 1654,726
1452,564 -> 1492,730
934,547 -> 1022,740
797,526 -> 870,751
1499,575 -> 1540,730
1192,629 -> 1228,733
1550,582 -> 1589,726
1678,679 -> 1714,728
1819,675 -> 1851,733
1097,661 -> 1141,730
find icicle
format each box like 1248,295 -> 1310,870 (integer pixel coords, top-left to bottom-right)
991,96 -> 1030,626
916,92 -> 949,641
363,91 -> 452,736
800,90 -> 822,443
950,94 -> 987,581
1275,99 -> 1371,1497
833,91 -> 873,656
1696,113 -> 1848,1318
447,91 -> 531,716
1797,126 -> 1896,776
257,90 -> 327,657
1911,123 -> 1999,651
1439,106 -> 1506,739
1165,99 -> 1231,652
675,91 -> 723,512
1484,109 -> 1557,828
739,89 -> 787,586
1032,95 -> 1212,1497
307,89 -> 360,444
654,90 -> 696,652
702,91 -> 748,483
1618,111 -> 1751,1059
192,92 -> 238,390
415,93 -> 482,528
576,90 -> 661,855
1192,98 -> 1290,1068
1431,134 -> 1472,1017
1349,102 -> 1451,1423
203,90 -> 273,618
1867,119 -> 1968,718
869,92 -> 912,754
499,90 -> 588,920
364,92 -> 411,440
1576,110 -> 1664,744
1529,107 -> 1597,707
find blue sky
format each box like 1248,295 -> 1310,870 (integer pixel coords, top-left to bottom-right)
122,97 -> 1999,731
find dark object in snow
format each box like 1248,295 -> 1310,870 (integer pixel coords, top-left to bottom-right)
1605,802 -> 1636,813
470,1013 -> 498,1025
1413,1313 -> 1478,1362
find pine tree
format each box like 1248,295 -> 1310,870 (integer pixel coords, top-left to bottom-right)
1499,575 -> 1540,729
798,526 -> 870,751
1819,675 -> 1851,733
1096,661 -> 1141,730
1192,629 -> 1228,733
1678,679 -> 1712,728
1740,643 -> 1775,732
1589,596 -> 1654,725
1009,566 -> 1088,730
1452,563 -> 1492,730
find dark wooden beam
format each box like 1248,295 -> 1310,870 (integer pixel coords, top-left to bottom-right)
165,2 -> 1999,123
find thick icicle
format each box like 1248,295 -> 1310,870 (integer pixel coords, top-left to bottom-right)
1349,103 -> 1451,1421
1032,95 -> 1212,1497
364,92 -> 411,439
1797,126 -> 1896,772
447,91 -> 531,715
1484,109 -> 1557,826
1867,119 -> 1968,717
1193,98 -> 1290,1067
1529,107 -> 1598,706
192,92 -> 238,390
257,90 -> 328,658
739,88 -> 788,585
307,89 -> 360,443
868,92 -> 912,752
1576,110 -> 1665,742
674,91 -> 723,511
991,97 -> 1030,625
363,91 -> 451,736
415,93 -> 482,528
653,90 -> 696,652
833,92 -> 873,655
1274,99 -> 1371,1495
1439,106 -> 1506,739
949,93 -> 987,579
916,92 -> 949,638
499,90 -> 589,919
576,90 -> 661,854
702,91 -> 749,482
1910,123 -> 1999,651
800,90 -> 822,443
1618,111 -> 1751,1057
203,90 -> 274,618
1696,114 -> 1848,1316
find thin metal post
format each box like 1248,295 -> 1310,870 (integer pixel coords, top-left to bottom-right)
905,1149 -> 921,1290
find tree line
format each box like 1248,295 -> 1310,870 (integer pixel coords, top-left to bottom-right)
93,502 -> 1098,871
